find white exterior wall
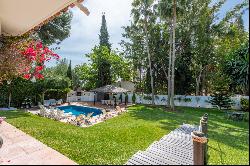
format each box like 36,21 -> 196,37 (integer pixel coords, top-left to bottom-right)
66,92 -> 248,110
67,92 -> 95,102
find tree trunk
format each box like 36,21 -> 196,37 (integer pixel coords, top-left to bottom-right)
8,92 -> 11,109
139,66 -> 142,94
170,0 -> 177,110
201,69 -> 206,96
167,19 -> 173,108
7,80 -> 12,109
196,77 -> 201,96
160,61 -> 168,82
144,16 -> 155,105
42,92 -> 45,105
196,66 -> 203,96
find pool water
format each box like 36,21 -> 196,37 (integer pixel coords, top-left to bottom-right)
57,105 -> 103,117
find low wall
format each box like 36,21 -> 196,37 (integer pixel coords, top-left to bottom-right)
67,92 -> 249,110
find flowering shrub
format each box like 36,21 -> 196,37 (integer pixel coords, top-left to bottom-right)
0,40 -> 59,83
20,40 -> 59,80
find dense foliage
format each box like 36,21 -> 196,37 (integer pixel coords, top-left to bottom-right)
224,41 -> 249,95
36,12 -> 73,46
121,0 -> 249,96
75,46 -> 131,90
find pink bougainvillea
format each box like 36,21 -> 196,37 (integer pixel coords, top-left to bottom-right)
0,40 -> 60,83
20,41 -> 60,80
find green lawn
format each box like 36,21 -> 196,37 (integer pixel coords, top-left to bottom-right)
0,105 -> 249,165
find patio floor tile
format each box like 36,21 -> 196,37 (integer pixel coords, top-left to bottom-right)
0,122 -> 77,165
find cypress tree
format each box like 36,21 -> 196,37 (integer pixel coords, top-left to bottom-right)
67,60 -> 72,80
96,13 -> 112,87
99,13 -> 111,51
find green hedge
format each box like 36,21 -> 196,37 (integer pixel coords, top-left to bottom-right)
240,98 -> 249,112
45,88 -> 71,101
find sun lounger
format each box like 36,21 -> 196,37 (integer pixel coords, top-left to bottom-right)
57,99 -> 63,105
50,99 -> 57,106
44,100 -> 51,107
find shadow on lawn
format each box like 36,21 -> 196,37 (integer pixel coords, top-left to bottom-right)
128,105 -> 249,152
0,110 -> 31,119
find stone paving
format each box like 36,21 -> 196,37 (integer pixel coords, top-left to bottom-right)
0,121 -> 77,165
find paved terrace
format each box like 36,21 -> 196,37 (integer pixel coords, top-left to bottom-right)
0,121 -> 77,165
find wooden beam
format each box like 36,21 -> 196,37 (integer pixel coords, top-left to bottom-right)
0,19 -> 1,35
74,2 -> 90,16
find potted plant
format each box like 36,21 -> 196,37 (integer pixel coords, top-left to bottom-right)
132,93 -> 136,104
119,94 -> 122,103
125,93 -> 128,105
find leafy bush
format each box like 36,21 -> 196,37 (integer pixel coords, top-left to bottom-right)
45,88 -> 71,101
240,98 -> 249,112
195,97 -> 201,103
143,95 -> 152,100
183,98 -> 192,102
244,113 -> 249,122
174,96 -> 183,102
210,73 -> 232,110
0,77 -> 36,107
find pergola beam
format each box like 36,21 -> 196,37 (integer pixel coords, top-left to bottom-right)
0,19 -> 1,35
74,2 -> 90,16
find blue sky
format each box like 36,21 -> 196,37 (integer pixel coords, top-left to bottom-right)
47,0 -> 249,67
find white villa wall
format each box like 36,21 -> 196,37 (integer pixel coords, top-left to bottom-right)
67,92 -> 248,110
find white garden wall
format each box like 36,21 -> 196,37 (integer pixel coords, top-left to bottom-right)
67,92 -> 249,110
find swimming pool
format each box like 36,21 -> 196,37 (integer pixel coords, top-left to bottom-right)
57,105 -> 103,117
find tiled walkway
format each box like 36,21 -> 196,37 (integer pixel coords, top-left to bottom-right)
0,122 -> 77,165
